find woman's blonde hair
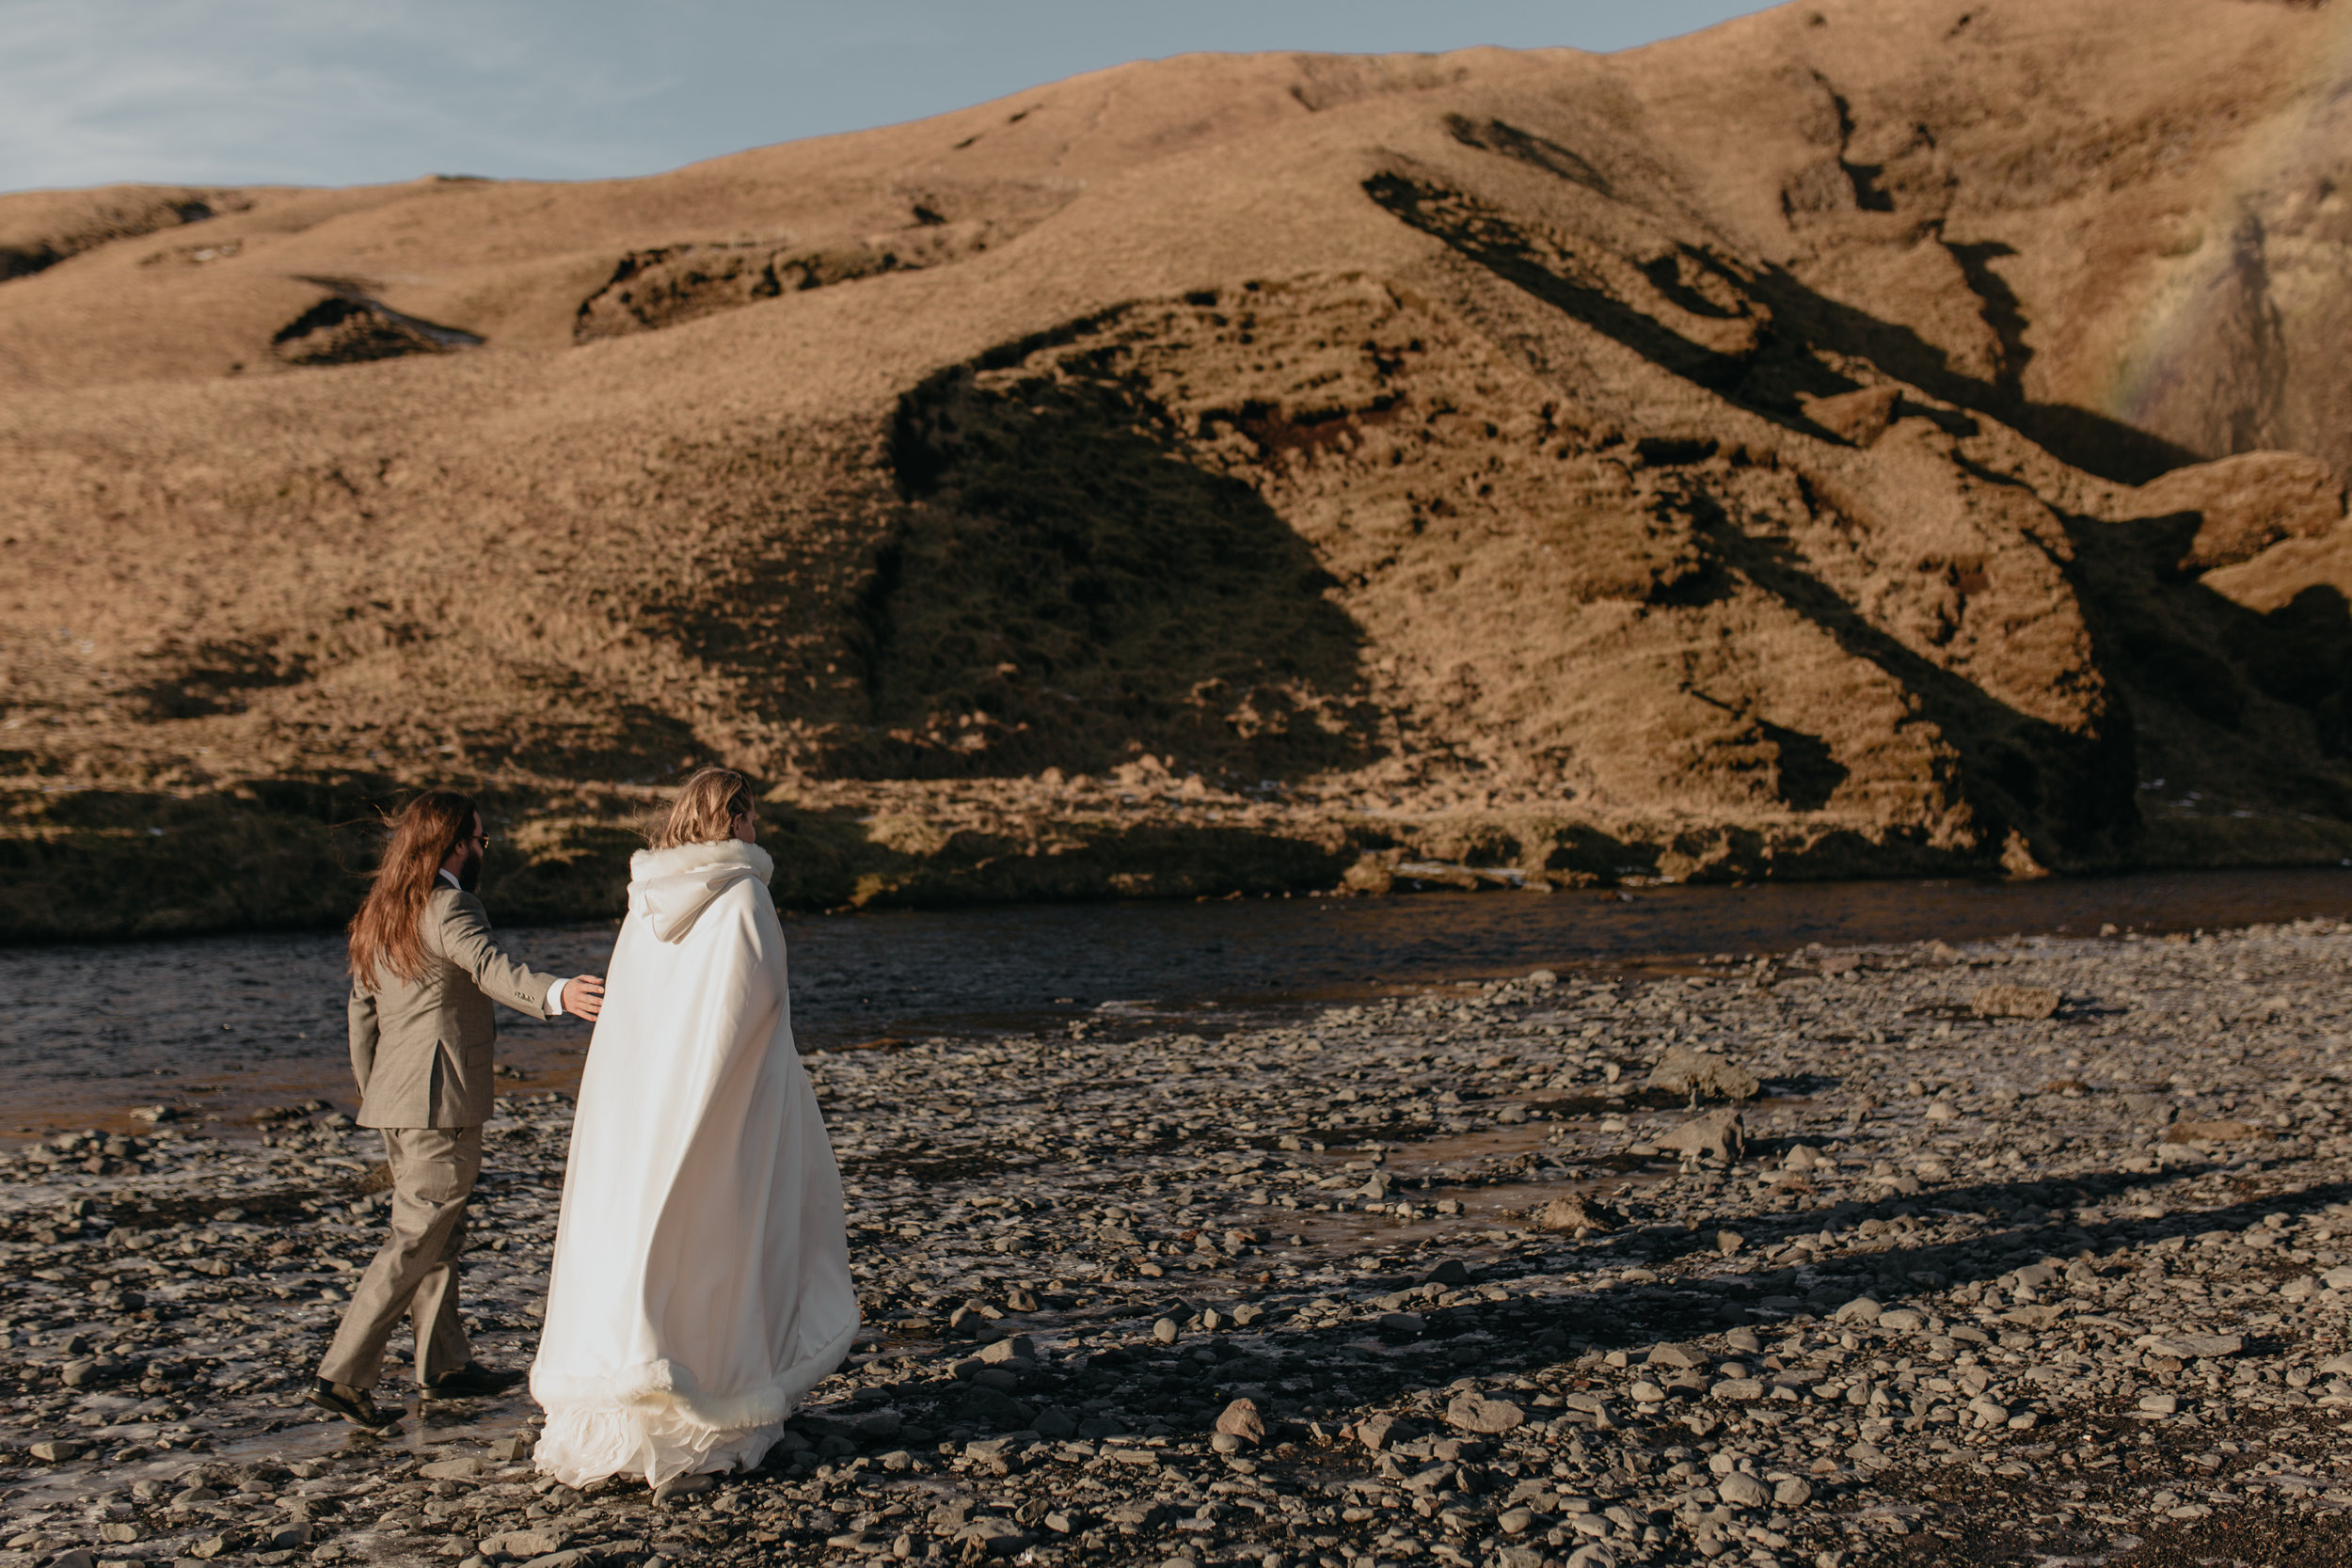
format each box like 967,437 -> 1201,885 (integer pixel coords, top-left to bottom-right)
651,766 -> 755,849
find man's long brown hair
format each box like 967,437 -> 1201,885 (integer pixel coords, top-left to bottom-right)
348,790 -> 477,990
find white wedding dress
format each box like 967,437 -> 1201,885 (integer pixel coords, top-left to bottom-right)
530,838 -> 859,1486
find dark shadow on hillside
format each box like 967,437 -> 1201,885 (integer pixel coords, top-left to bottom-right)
1365,172 -> 1832,419
2227,586 -> 2352,754
1365,163 -> 2352,844
123,642 -> 310,720
1945,239 -> 2032,402
501,700 -> 712,784
273,281 -> 483,367
0,780 -> 392,941
1728,247 -> 2197,484
841,343 -> 1379,781
1758,721 -> 1848,813
1675,489 -> 2142,865
2054,503 -> 2352,819
1685,691 -> 1851,816
1443,115 -> 1613,197
1363,172 -> 2199,483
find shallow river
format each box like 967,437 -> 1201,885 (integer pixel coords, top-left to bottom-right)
2,866 -> 2347,1135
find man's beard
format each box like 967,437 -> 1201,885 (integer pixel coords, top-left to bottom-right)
456,847 -> 483,892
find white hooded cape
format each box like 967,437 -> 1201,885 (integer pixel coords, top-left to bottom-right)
529,838 -> 858,1486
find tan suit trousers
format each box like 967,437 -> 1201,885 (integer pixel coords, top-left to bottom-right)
318,1125 -> 482,1389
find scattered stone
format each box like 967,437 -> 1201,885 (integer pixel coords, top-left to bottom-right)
9,917 -> 2352,1566
1444,1392 -> 1525,1434
1647,1045 -> 1761,1101
2163,1118 -> 2269,1143
2139,1333 -> 2245,1359
956,1384 -> 1037,1428
1534,1194 -> 1624,1232
1971,984 -> 2062,1020
1215,1398 -> 1266,1446
480,1530 -> 566,1559
1656,1107 -> 1743,1163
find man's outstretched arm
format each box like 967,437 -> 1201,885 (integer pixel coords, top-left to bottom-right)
437,894 -> 603,1021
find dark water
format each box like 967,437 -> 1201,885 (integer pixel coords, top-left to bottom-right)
3,867 -> 2348,1134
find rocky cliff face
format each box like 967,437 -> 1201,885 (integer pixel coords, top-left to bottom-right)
4,0 -> 2350,936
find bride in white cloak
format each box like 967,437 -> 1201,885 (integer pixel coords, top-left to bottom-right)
531,768 -> 858,1486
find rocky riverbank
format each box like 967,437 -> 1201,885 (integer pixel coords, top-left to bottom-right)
8,917 -> 2352,1567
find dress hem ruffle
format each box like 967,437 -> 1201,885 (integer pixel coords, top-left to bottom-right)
532,1402 -> 789,1489
531,1318 -> 861,1487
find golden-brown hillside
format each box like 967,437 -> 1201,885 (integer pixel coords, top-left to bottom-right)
5,0 -> 2350,938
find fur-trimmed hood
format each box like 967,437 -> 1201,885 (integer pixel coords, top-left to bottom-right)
627,838 -> 774,942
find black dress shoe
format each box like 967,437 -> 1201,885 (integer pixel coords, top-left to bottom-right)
421,1362 -> 527,1400
309,1378 -> 400,1433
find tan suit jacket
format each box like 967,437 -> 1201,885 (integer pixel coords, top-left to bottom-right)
347,885 -> 558,1129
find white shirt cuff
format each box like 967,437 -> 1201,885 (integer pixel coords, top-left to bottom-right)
547,976 -> 567,1018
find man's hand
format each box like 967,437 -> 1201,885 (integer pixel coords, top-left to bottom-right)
566,974 -> 607,1022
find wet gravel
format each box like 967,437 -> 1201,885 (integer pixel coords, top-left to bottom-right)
8,919 -> 2352,1567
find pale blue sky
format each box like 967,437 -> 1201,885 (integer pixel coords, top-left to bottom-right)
3,1 -> 1778,194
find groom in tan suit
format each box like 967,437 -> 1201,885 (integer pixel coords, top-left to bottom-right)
311,788 -> 604,1432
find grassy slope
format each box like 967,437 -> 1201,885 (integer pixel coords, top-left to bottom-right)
4,0 -> 2351,939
